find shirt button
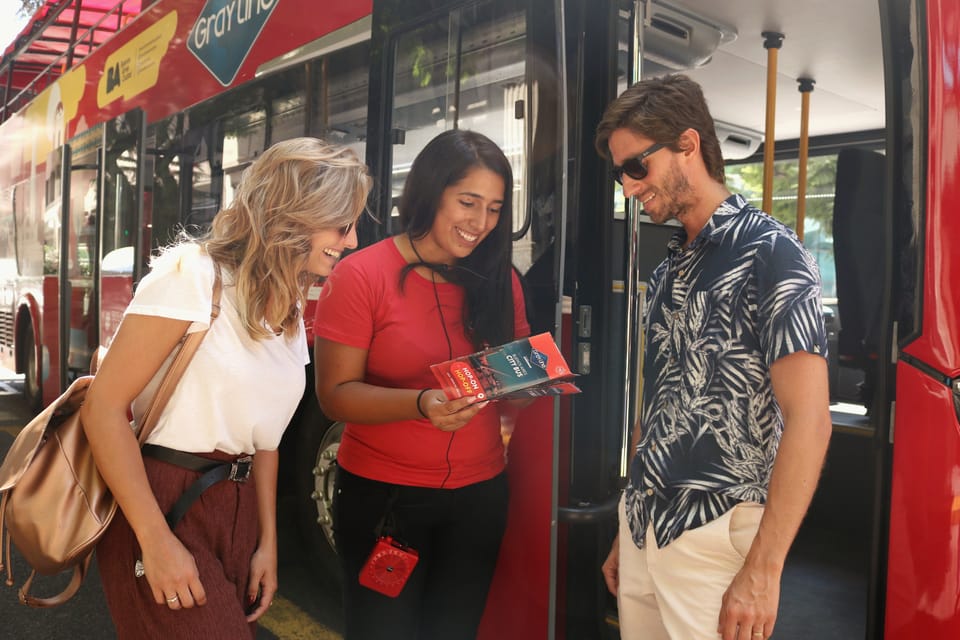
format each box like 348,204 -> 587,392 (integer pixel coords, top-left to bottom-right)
645,488 -> 654,497
678,269 -> 685,277
650,442 -> 657,451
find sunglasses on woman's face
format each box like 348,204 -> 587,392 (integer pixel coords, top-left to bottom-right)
611,142 -> 666,185
339,221 -> 354,236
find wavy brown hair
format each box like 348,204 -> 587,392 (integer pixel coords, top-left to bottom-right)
595,74 -> 726,185
203,137 -> 370,340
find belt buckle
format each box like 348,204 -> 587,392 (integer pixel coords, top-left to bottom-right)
229,455 -> 253,482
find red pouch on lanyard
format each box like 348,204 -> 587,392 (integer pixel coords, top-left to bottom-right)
358,536 -> 419,598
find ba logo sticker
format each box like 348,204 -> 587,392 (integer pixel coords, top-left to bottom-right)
188,0 -> 278,86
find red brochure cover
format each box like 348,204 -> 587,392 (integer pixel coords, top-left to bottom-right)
430,332 -> 580,401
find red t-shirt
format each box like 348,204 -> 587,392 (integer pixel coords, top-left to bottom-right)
313,238 -> 530,488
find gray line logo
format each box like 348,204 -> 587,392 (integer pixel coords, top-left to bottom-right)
187,0 -> 278,86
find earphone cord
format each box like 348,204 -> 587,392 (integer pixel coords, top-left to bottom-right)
409,236 -> 455,488
406,233 -> 489,281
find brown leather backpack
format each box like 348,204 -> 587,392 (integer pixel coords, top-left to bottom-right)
0,271 -> 221,607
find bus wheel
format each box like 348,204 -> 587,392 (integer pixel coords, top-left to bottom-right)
20,321 -> 41,412
296,417 -> 345,588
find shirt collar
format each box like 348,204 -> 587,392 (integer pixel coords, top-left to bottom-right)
666,193 -> 749,256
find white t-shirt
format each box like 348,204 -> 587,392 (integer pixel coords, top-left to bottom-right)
125,244 -> 309,455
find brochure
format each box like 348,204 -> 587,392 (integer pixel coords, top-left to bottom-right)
430,332 -> 581,401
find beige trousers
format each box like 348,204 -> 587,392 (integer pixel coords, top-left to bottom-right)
617,495 -> 764,640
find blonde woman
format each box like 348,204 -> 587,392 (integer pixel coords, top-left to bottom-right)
80,138 -> 371,639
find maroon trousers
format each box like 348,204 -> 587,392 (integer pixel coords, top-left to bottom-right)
96,452 -> 259,640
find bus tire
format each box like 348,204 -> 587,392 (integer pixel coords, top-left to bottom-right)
20,319 -> 41,412
295,409 -> 345,590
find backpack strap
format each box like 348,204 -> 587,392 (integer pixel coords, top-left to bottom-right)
136,264 -> 222,445
2,484 -> 90,607
17,555 -> 91,607
1,491 -> 10,586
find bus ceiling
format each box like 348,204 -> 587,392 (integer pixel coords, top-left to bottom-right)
639,0 -> 885,145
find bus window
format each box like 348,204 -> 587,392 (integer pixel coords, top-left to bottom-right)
13,182 -> 39,277
270,93 -> 307,145
221,108 -> 267,208
268,69 -> 307,145
313,41 -> 370,162
180,119 -> 223,234
0,187 -> 13,280
43,151 -> 62,277
145,114 -> 185,252
387,1 -> 528,253
65,144 -> 100,377
101,111 -> 142,274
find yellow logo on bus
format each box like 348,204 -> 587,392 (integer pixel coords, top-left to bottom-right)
22,65 -> 86,158
97,11 -> 178,108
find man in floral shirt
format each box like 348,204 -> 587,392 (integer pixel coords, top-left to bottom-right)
595,74 -> 832,640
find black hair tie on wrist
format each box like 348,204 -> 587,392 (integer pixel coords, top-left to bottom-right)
416,388 -> 431,419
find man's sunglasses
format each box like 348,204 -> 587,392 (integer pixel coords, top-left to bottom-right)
611,143 -> 666,185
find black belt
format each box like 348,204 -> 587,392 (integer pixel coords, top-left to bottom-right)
142,444 -> 253,530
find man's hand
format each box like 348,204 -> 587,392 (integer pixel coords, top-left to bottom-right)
717,560 -> 780,640
601,534 -> 620,596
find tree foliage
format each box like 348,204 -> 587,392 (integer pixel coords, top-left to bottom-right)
726,154 -> 838,235
726,154 -> 840,296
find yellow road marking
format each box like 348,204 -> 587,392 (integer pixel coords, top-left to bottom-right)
259,594 -> 341,640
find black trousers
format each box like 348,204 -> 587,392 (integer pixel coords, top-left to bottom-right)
333,466 -> 509,640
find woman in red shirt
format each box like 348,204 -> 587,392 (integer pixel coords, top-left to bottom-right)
314,129 -> 529,639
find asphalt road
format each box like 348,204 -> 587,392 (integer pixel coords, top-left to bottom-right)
0,373 -> 344,640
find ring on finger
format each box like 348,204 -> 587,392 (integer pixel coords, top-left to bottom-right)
166,595 -> 179,604
752,633 -> 764,638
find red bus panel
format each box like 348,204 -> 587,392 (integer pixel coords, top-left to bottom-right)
885,363 -> 960,637
887,0 -> 960,635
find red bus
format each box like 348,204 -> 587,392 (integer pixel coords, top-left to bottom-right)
0,0 -> 957,637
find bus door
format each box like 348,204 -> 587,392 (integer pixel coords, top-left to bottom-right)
39,144 -> 69,404
883,0 -> 960,636
98,109 -> 145,345
58,124 -> 104,389
36,134 -> 98,402
367,1 -> 563,637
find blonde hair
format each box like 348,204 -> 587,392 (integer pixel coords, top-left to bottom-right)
204,137 -> 371,340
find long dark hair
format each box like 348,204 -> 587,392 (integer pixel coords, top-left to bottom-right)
398,129 -> 515,350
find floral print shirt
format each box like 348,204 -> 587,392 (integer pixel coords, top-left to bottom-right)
625,194 -> 828,549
